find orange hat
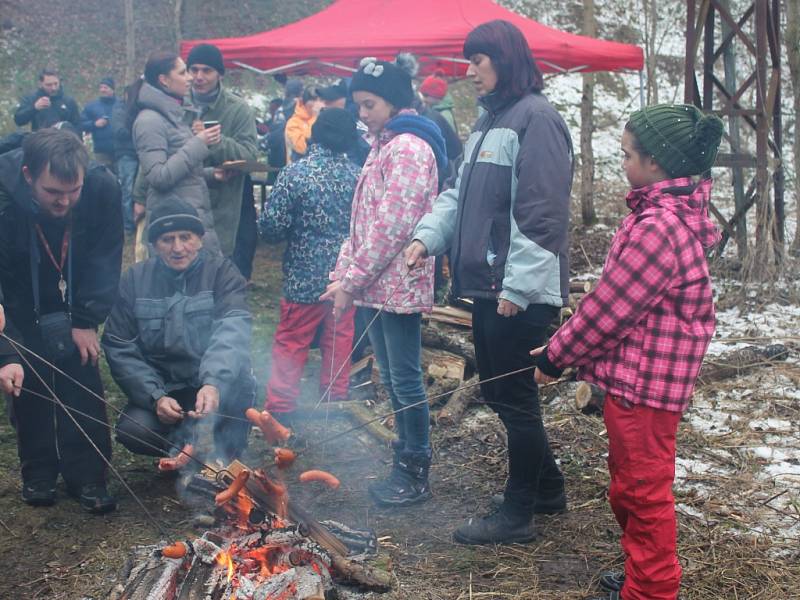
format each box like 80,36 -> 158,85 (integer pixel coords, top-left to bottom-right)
420,70 -> 448,99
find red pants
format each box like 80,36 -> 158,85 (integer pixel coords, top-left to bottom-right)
266,299 -> 355,413
604,394 -> 682,600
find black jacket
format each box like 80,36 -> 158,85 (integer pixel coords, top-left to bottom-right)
102,251 -> 251,410
110,98 -> 137,159
14,89 -> 81,131
0,148 -> 123,366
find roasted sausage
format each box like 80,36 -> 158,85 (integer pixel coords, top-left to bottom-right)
298,470 -> 340,490
157,444 -> 194,471
273,447 -> 297,470
259,411 -> 292,445
161,541 -> 188,559
215,470 -> 250,506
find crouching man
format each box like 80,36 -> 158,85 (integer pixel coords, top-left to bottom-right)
102,196 -> 254,462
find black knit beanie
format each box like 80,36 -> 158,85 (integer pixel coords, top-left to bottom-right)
148,196 -> 205,243
311,107 -> 358,153
350,58 -> 414,109
186,43 -> 225,75
627,104 -> 724,177
100,76 -> 115,90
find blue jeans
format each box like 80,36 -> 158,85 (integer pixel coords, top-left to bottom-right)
359,309 -> 430,455
116,155 -> 138,233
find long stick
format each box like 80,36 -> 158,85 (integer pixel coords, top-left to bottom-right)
1,332 -> 222,470
7,337 -> 167,535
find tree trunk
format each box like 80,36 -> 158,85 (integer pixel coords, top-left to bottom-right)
788,0 -> 800,255
123,0 -> 135,85
174,0 -> 184,47
580,0 -> 597,226
642,0 -> 659,103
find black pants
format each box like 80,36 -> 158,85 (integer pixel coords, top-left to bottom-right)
8,346 -> 111,488
231,174 -> 258,280
471,299 -> 563,515
115,380 -> 254,461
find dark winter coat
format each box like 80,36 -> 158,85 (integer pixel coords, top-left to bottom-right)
0,149 -> 123,366
102,251 -> 251,410
414,91 -> 573,309
80,96 -> 118,155
14,88 -> 80,131
110,99 -> 137,159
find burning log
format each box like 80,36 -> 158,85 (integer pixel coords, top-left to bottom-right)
698,344 -> 789,384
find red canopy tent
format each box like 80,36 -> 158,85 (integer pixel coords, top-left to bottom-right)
180,0 -> 643,77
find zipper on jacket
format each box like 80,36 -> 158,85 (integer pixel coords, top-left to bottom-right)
451,113 -> 498,293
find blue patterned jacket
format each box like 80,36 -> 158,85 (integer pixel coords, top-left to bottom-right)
259,144 -> 360,303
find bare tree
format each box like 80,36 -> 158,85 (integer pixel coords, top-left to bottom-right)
641,0 -> 659,103
788,0 -> 800,255
580,0 -> 597,225
174,0 -> 184,47
124,0 -> 135,85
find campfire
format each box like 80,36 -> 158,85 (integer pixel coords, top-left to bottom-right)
111,428 -> 391,600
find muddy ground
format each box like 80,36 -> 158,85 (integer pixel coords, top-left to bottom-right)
1,217 -> 798,599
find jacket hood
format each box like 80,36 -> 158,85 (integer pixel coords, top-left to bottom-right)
137,82 -> 185,125
626,177 -> 721,249
0,148 -> 36,216
292,98 -> 315,122
434,94 -> 455,111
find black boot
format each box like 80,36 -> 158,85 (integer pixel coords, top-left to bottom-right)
598,571 -> 625,592
453,503 -> 536,545
68,483 -> 117,514
368,451 -> 432,507
21,479 -> 57,507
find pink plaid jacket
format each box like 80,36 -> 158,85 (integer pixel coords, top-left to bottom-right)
547,178 -> 720,412
334,123 -> 437,314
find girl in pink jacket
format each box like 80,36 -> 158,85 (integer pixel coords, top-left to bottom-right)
534,104 -> 724,600
323,58 -> 446,508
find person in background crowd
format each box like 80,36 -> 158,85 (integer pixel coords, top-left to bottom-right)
185,43 -> 258,272
280,78 -> 304,122
0,128 -> 123,514
80,77 -> 118,169
127,51 -> 222,254
407,20 -> 574,545
419,70 -> 457,133
323,58 -> 446,508
14,69 -> 81,132
260,108 -> 361,426
285,87 -> 323,163
318,80 -> 348,109
111,82 -> 139,234
532,105 -> 723,600
103,197 -> 254,463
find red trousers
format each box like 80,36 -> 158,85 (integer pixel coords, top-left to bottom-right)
604,394 -> 682,600
266,299 -> 355,413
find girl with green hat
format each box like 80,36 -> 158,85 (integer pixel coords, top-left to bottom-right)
531,104 -> 724,600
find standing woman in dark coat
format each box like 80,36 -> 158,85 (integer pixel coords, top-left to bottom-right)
127,52 -> 222,254
407,20 -> 574,545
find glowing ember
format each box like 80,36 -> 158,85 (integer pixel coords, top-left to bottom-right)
216,549 -> 235,583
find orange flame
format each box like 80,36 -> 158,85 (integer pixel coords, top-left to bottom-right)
215,549 -> 235,583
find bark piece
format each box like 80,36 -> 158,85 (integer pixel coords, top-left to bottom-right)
437,375 -> 482,426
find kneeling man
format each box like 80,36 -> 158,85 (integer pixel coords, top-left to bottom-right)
102,196 -> 254,462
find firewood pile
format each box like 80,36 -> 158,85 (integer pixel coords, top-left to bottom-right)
109,460 -> 390,600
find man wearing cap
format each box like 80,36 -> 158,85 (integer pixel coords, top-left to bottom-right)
0,128 -> 123,513
14,69 -> 81,132
259,108 -> 361,423
102,196 -> 254,462
80,77 -> 119,169
419,70 -> 456,133
184,44 -> 258,268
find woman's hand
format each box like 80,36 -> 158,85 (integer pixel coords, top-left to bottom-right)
404,240 -> 429,269
530,346 -> 557,384
196,124 -> 221,146
133,202 -> 146,223
497,298 -> 521,317
212,168 -> 235,182
320,281 -> 354,321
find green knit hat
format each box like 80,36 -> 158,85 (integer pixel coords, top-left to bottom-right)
627,104 -> 724,177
